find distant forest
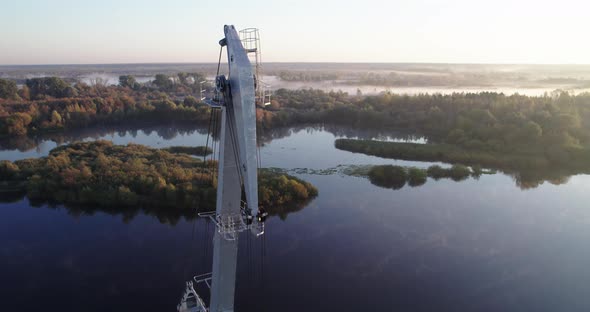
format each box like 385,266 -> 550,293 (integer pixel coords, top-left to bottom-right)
271,69 -> 590,88
0,74 -> 210,136
1,74 -> 590,170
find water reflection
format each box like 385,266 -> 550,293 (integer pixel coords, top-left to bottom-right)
510,169 -> 574,190
0,123 -> 426,161
0,123 -> 210,153
2,124 -> 590,311
0,194 -> 315,225
258,124 -> 427,146
364,168 -> 577,191
0,190 -> 26,203
2,124 -> 583,192
277,162 -> 580,192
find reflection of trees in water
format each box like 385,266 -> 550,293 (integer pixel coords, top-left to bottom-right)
0,122 -> 210,152
370,178 -> 406,190
266,198 -> 315,221
156,127 -> 179,140
5,195 -> 314,226
367,165 -> 408,190
0,191 -> 27,204
509,169 -> 573,190
0,136 -> 41,153
23,198 -> 208,226
365,169 -> 575,191
3,123 -> 424,153
257,124 -> 426,146
257,126 -> 296,145
323,124 -> 427,142
351,163 -> 579,191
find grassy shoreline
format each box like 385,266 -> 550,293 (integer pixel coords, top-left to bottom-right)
335,139 -> 590,171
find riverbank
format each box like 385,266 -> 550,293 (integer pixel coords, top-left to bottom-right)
335,139 -> 590,171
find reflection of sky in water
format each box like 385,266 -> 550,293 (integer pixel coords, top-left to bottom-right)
1,126 -> 590,311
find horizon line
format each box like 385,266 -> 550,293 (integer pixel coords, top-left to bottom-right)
2,61 -> 590,67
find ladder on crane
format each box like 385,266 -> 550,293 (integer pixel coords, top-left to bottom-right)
239,28 -> 271,107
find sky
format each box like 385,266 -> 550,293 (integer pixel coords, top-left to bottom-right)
0,0 -> 588,65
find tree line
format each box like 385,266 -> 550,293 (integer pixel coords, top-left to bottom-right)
0,74 -> 210,136
263,89 -> 590,166
3,77 -> 590,168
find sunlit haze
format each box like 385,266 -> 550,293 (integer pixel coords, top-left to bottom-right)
0,0 -> 589,65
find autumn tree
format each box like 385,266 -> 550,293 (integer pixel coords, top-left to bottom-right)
4,113 -> 33,136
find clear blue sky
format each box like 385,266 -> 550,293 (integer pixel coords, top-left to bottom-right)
0,0 -> 588,65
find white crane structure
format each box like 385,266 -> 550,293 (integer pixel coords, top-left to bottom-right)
177,25 -> 267,312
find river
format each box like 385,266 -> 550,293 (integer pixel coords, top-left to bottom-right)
1,125 -> 589,311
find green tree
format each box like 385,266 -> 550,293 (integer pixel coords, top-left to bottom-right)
519,121 -> 543,142
154,99 -> 177,111
183,96 -> 199,107
119,75 -> 139,90
446,129 -> 467,144
177,72 -> 189,85
25,77 -> 71,99
0,79 -> 19,99
154,74 -> 173,91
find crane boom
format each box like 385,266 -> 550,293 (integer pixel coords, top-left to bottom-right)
210,24 -> 259,312
178,25 -> 264,312
223,25 -> 259,220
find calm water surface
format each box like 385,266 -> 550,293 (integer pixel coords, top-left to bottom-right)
1,125 -> 589,311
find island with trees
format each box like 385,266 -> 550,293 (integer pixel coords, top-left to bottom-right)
0,141 -> 318,223
334,138 -> 590,171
